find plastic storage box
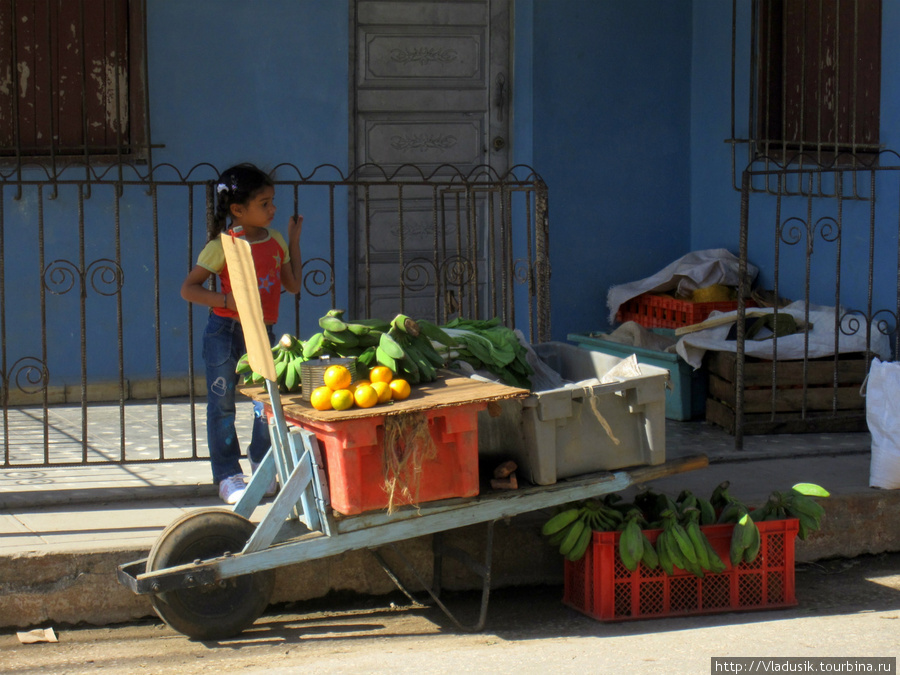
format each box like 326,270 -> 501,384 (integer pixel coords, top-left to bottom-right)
477,342 -> 667,485
563,519 -> 799,621
294,402 -> 483,515
567,331 -> 707,421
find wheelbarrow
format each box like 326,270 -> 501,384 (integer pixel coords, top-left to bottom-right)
117,228 -> 709,640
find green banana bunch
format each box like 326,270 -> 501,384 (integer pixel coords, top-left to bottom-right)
308,310 -> 449,384
617,511 -> 647,572
750,482 -> 829,540
677,489 -> 717,526
377,314 -> 448,384
541,500 -> 626,563
303,309 -> 386,360
634,488 -> 679,524
658,508 -> 704,577
684,508 -> 726,574
542,505 -> 593,562
729,511 -> 761,565
238,332 -> 308,393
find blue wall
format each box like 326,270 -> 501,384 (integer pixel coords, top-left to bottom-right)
7,0 -> 900,386
531,0 -> 693,338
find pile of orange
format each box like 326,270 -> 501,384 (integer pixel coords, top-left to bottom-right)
310,364 -> 411,412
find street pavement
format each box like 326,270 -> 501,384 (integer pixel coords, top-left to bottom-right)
1,552 -> 898,674
1,397 -> 898,634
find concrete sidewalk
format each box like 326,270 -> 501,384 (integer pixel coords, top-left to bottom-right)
1,401 -> 899,631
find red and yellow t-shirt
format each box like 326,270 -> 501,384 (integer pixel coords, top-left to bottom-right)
197,230 -> 289,325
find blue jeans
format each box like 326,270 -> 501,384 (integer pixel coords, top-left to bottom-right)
203,313 -> 274,485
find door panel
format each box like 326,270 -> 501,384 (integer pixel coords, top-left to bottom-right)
350,0 -> 511,320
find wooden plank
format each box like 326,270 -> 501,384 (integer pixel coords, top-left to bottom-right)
708,373 -> 865,412
705,397 -> 868,435
706,350 -> 869,387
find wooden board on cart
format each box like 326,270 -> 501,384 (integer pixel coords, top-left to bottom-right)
241,370 -> 530,421
705,350 -> 869,434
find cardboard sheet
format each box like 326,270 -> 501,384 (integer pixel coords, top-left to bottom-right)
241,370 -> 528,423
221,232 -> 276,382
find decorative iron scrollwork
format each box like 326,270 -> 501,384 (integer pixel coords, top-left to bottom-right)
440,256 -> 475,288
513,258 -> 531,285
839,308 -> 896,339
42,258 -> 124,296
2,356 -> 50,395
778,217 -> 807,247
302,257 -> 335,297
401,258 -> 436,293
88,259 -> 125,296
816,216 -> 840,243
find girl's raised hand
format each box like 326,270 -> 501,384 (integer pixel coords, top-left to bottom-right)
288,215 -> 303,243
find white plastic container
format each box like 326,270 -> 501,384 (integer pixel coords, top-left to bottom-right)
478,342 -> 667,485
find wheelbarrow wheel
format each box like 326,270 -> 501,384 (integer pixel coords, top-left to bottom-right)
146,508 -> 275,640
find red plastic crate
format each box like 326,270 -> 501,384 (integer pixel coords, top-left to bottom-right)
616,293 -> 753,329
563,519 -> 799,621
292,403 -> 484,515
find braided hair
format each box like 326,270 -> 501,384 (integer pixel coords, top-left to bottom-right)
211,164 -> 275,236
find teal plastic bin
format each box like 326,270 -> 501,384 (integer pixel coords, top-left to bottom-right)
567,332 -> 707,421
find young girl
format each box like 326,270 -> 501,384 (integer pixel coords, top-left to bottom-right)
181,164 -> 303,504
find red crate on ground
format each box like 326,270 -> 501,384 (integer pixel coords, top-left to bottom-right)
616,293 -> 753,329
292,402 -> 484,515
563,519 -> 798,621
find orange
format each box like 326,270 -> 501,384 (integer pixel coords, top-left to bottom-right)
389,378 -> 411,401
351,379 -> 371,391
323,364 -> 352,391
331,388 -> 354,411
369,366 -> 394,384
310,386 -> 334,411
370,380 -> 392,403
353,384 -> 379,409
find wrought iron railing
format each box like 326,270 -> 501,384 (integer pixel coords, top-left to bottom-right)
733,151 -> 900,448
0,161 -> 549,467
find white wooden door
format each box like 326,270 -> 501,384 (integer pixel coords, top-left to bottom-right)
350,0 -> 512,320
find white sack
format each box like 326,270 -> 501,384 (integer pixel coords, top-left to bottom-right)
674,301 -> 891,370
867,358 -> 900,489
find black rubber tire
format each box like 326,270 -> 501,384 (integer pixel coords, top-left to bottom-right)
146,508 -> 275,640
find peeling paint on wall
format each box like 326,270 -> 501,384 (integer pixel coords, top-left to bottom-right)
0,65 -> 10,96
16,61 -> 29,98
88,54 -> 129,134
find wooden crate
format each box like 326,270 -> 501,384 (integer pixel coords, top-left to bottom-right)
704,350 -> 869,434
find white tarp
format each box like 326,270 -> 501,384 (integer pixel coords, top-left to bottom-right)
675,301 -> 891,369
606,249 -> 758,324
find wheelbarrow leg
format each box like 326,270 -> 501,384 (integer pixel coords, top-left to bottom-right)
371,519 -> 496,632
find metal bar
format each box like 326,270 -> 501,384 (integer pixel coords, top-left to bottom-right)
832,172 -> 844,413
398,183 -> 405,311
736,171 -> 751,450
432,184 -> 440,320
371,524 -> 495,633
187,185 -> 200,460
38,185 -> 49,463
0,186 -> 8,465
115,180 -> 126,460
78,187 -> 88,462
152,184 -> 163,459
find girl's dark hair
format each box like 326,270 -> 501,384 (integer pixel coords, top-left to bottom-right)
211,163 -> 274,235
